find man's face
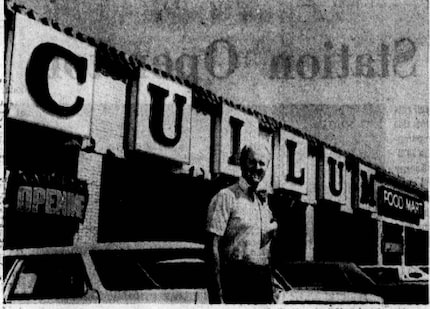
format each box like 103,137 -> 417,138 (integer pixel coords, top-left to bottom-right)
242,148 -> 268,189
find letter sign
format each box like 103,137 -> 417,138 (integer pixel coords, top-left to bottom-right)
135,69 -> 192,163
378,186 -> 424,224
213,105 -> 259,176
9,170 -> 89,222
358,163 -> 376,212
279,130 -> 308,194
8,14 -> 95,136
322,148 -> 346,204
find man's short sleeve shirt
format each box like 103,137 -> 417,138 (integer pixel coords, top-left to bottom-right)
206,178 -> 274,265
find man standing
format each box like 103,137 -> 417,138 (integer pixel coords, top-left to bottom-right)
206,142 -> 278,304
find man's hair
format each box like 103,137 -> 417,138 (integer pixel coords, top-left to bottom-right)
239,141 -> 271,168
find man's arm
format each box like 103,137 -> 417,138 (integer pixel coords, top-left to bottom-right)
206,233 -> 224,304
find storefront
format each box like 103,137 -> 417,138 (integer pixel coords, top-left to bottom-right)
4,8 -> 94,248
377,184 -> 428,265
4,120 -> 88,248
97,151 -> 213,243
4,3 -> 428,267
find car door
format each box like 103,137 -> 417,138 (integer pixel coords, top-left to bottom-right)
3,253 -> 100,304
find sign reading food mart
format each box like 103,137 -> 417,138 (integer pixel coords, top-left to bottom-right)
377,186 -> 424,225
8,14 -> 95,137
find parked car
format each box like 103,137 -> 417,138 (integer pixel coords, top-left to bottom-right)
4,243 -> 385,305
274,261 -> 384,304
360,265 -> 429,304
3,241 -> 209,304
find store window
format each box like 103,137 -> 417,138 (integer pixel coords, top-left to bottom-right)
382,222 -> 403,265
5,119 -> 80,176
4,119 -> 82,248
98,152 -> 213,243
314,204 -> 377,264
405,227 -> 428,265
270,192 -> 306,263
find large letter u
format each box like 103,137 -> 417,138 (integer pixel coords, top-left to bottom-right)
328,157 -> 344,197
148,83 -> 186,147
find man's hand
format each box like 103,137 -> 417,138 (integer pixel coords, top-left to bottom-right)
261,219 -> 278,247
268,220 -> 278,234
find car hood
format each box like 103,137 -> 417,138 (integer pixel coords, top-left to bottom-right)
277,289 -> 384,304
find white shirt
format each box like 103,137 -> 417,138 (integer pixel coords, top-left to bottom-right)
206,177 -> 274,265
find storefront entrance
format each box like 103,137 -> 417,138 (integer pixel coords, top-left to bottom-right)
98,152 -> 213,243
382,222 -> 403,265
314,204 -> 377,264
4,119 -> 83,248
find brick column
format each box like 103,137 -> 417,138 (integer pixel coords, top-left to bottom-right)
74,151 -> 103,245
305,204 -> 315,261
377,220 -> 383,265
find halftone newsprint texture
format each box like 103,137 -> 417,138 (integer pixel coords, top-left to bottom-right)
2,0 -> 429,307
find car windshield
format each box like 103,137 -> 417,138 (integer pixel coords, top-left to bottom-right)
278,263 -> 375,292
90,250 -> 208,291
5,254 -> 89,300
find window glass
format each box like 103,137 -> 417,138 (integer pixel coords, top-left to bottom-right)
279,264 -> 350,291
90,250 -> 207,291
419,266 -> 429,274
4,257 -> 17,279
342,265 -> 377,293
362,268 -> 400,284
8,254 -> 88,300
150,259 -> 208,289
90,251 -> 158,291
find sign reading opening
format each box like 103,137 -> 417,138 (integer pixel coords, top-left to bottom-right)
5,170 -> 89,222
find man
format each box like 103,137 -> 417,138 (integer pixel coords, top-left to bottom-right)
206,142 -> 278,304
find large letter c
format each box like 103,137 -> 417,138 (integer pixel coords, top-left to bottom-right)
25,42 -> 87,117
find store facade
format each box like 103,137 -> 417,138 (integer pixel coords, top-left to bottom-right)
4,4 -> 428,267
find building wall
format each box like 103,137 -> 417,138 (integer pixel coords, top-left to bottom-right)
91,73 -> 127,158
4,6 -> 428,265
12,0 -> 429,186
75,151 -> 103,244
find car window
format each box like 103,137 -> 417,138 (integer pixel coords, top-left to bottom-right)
4,257 -> 17,279
7,254 -> 89,300
90,251 -> 207,291
90,251 -> 158,291
419,266 -> 429,274
278,264 -> 351,291
342,265 -> 377,293
362,268 -> 400,284
149,259 -> 208,289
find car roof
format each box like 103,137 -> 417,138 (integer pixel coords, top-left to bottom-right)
3,241 -> 204,256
